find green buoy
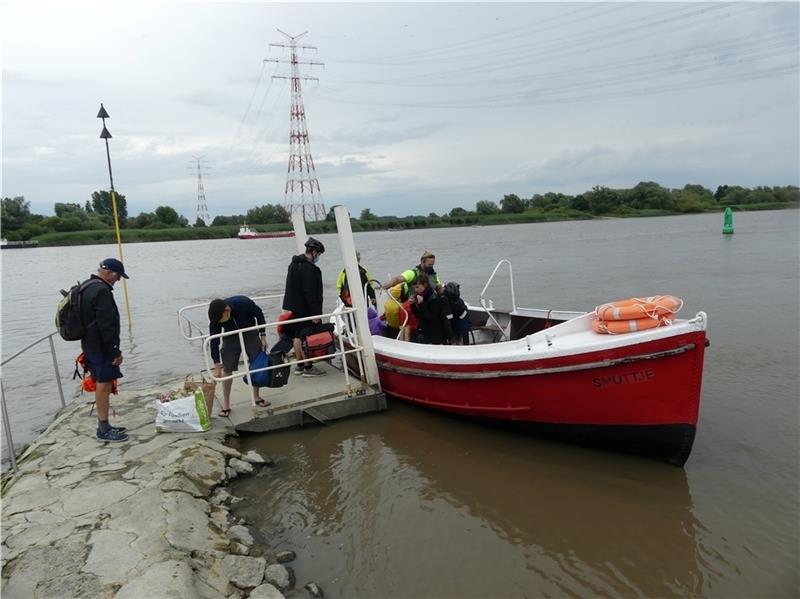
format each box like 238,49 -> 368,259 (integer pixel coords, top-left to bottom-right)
722,206 -> 734,235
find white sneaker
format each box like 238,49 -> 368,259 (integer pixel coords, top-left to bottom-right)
293,365 -> 305,375
302,365 -> 327,377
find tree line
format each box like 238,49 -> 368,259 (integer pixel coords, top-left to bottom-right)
0,192 -> 290,241
2,182 -> 797,242
441,182 -> 798,219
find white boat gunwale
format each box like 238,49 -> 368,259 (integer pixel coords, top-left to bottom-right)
370,311 -> 708,365
376,341 -> 700,379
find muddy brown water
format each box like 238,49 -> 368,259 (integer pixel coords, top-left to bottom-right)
3,210 -> 798,596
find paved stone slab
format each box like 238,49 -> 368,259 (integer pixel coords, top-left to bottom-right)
3,485 -> 59,516
164,492 -> 230,553
115,559 -> 200,599
61,480 -> 139,517
83,529 -> 143,584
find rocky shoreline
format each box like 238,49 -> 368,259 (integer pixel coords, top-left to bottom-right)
1,383 -> 322,598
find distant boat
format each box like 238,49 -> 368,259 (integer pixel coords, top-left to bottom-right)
1,238 -> 39,249
237,225 -> 295,240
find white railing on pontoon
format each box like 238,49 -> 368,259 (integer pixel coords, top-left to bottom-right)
177,298 -> 374,401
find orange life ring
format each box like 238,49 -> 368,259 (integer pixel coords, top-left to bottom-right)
592,315 -> 674,335
594,295 -> 683,321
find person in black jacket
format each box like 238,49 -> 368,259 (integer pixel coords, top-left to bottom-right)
208,296 -> 270,416
410,273 -> 454,345
282,237 -> 327,377
442,281 -> 471,345
80,258 -> 129,443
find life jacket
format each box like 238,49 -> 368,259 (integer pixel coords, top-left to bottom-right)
73,352 -> 118,394
339,266 -> 372,307
448,296 -> 471,336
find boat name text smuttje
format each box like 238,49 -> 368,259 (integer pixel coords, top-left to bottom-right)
592,369 -> 655,388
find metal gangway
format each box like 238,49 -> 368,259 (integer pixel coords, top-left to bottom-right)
175,206 -> 385,431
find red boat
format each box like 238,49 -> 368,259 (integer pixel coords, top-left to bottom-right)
238,225 -> 295,240
340,263 -> 709,465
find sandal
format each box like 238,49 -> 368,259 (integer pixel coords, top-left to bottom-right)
218,408 -> 231,418
255,399 -> 271,408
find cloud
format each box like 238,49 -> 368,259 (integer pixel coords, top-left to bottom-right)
2,2 -> 797,219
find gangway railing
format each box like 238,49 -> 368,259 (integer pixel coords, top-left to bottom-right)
479,259 -> 515,341
178,303 -> 377,405
1,332 -> 67,474
178,294 -> 283,341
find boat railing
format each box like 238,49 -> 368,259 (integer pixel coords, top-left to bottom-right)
196,306 -> 372,402
1,332 -> 67,474
177,294 -> 284,341
479,259 -> 516,341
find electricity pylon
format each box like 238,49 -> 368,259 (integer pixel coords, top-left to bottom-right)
191,155 -> 210,225
266,30 -> 326,221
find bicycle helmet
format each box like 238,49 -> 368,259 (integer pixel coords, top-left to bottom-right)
304,237 -> 325,253
444,282 -> 461,300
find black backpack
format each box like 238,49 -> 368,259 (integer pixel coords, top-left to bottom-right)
56,279 -> 102,341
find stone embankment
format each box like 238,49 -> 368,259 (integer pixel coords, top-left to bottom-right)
1,384 -> 322,598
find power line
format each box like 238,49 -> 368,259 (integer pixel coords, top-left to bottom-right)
314,61 -> 798,110
236,60 -> 268,139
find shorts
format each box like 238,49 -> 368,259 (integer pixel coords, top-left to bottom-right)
282,321 -> 299,340
84,351 -> 123,383
282,319 -> 316,340
221,330 -> 262,373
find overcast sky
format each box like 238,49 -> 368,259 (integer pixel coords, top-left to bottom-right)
2,1 -> 798,221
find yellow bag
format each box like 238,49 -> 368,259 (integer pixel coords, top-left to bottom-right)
184,376 -> 216,416
383,284 -> 404,328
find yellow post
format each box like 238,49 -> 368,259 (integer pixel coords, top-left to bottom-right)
110,190 -> 133,331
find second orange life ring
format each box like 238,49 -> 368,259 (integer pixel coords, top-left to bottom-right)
594,295 -> 683,321
592,315 -> 674,335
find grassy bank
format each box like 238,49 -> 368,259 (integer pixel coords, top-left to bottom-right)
32,203 -> 795,247
34,224 -> 287,246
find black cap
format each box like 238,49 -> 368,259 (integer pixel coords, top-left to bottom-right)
100,258 -> 129,279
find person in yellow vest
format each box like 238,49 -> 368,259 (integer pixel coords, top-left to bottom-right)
382,250 -> 443,297
336,251 -> 376,307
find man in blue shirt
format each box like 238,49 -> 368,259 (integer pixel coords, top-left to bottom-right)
208,296 -> 270,416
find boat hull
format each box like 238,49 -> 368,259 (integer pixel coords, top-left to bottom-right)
238,231 -> 295,239
368,329 -> 706,465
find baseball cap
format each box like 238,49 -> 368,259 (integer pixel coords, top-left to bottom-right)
420,250 -> 435,260
100,258 -> 129,279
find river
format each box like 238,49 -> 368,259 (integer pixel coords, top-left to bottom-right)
1,210 -> 798,596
